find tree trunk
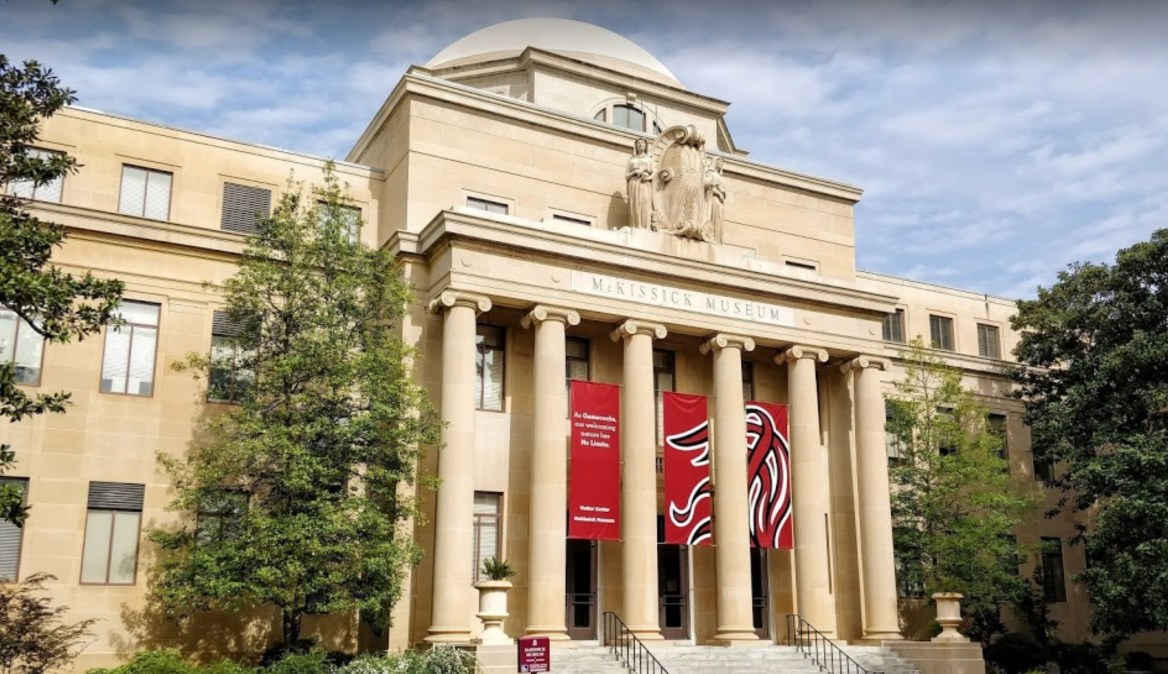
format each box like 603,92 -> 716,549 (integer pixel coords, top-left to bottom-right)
282,608 -> 304,646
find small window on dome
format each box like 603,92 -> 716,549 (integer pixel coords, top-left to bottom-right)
593,109 -> 606,123
613,104 -> 645,132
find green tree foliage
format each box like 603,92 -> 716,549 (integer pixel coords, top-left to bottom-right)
1011,229 -> 1168,638
150,168 -> 439,647
0,573 -> 96,674
1,55 -> 125,526
888,339 -> 1039,643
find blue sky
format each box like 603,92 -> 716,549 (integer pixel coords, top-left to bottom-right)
4,0 -> 1166,299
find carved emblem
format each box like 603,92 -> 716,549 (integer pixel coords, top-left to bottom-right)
624,125 -> 725,243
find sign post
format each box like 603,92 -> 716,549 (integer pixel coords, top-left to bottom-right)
518,635 -> 551,672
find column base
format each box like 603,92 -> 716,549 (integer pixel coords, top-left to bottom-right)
863,629 -> 904,642
713,628 -> 762,646
524,626 -> 571,641
625,626 -> 665,640
425,628 -> 474,644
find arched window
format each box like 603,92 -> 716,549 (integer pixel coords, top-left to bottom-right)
612,104 -> 645,132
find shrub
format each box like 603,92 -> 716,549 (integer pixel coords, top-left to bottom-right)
265,651 -> 333,674
87,650 -> 193,674
1125,651 -> 1154,672
336,648 -> 473,674
1,573 -> 96,674
984,632 -> 1048,674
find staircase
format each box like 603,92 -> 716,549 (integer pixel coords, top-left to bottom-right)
551,643 -> 921,674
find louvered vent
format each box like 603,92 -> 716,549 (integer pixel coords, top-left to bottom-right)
212,310 -> 243,338
220,183 -> 271,235
87,482 -> 145,511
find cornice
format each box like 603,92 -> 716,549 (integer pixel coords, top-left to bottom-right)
416,209 -> 899,316
30,201 -> 244,258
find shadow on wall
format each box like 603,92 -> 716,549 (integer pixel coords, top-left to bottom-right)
607,190 -> 626,231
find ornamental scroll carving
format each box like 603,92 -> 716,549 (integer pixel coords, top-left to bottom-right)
623,125 -> 725,244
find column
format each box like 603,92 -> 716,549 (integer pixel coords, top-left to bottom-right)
610,319 -> 667,639
777,345 -> 837,637
847,356 -> 903,640
700,333 -> 759,643
426,290 -> 492,643
521,305 -> 580,639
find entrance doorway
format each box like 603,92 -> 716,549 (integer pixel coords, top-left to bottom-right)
750,548 -> 770,639
657,517 -> 690,639
565,539 -> 597,640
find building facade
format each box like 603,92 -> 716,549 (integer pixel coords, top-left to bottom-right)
0,18 -> 1138,670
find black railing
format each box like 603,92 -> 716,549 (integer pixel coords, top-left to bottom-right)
602,611 -> 670,674
785,614 -> 884,674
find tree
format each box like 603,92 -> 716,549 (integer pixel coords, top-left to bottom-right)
1011,229 -> 1168,638
888,339 -> 1039,644
1,55 -> 125,526
150,167 -> 439,647
0,573 -> 95,674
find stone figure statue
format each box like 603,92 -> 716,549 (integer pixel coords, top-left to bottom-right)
625,138 -> 655,230
703,157 -> 725,243
622,124 -> 728,244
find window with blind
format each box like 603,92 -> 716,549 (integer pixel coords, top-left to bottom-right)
7,148 -> 64,202
475,325 -> 505,411
118,166 -> 172,220
929,315 -> 955,351
100,301 -> 160,396
0,478 -> 28,581
316,201 -> 362,242
209,310 -> 253,403
565,337 -> 590,389
467,196 -> 508,215
220,182 -> 271,235
472,492 -> 502,581
612,104 -> 646,132
987,413 -> 1008,460
653,349 -> 676,444
1041,537 -> 1067,602
81,482 -> 144,585
742,360 -> 754,402
1,306 -> 45,386
195,490 -> 248,544
882,309 -> 906,343
977,323 -> 1002,359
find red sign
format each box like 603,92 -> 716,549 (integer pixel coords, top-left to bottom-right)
745,402 -> 793,549
663,392 -> 713,546
568,381 -> 621,540
518,635 -> 550,672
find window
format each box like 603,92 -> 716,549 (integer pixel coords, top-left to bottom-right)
209,311 -> 253,403
81,482 -> 144,585
742,361 -> 754,402
593,109 -> 606,123
785,260 -> 817,272
0,306 -> 45,386
653,349 -> 675,443
552,213 -> 591,227
220,182 -> 271,235
7,148 -> 64,202
566,337 -> 589,389
0,478 -> 29,581
317,201 -> 361,242
612,104 -> 646,132
1034,455 -> 1055,483
196,490 -> 248,544
467,196 -> 508,215
886,407 -> 905,465
936,406 -> 957,456
475,325 -> 505,411
977,323 -> 1002,359
929,315 -> 955,351
100,301 -> 160,396
882,309 -> 906,344
118,166 -> 172,220
472,492 -> 502,582
1041,537 -> 1067,602
987,413 -> 1008,460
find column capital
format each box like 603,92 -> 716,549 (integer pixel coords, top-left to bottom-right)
520,304 -> 581,329
427,290 -> 492,315
839,354 -> 890,374
610,319 -> 667,342
699,333 -> 756,355
776,344 -> 828,365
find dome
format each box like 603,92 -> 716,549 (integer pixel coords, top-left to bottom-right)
426,18 -> 683,88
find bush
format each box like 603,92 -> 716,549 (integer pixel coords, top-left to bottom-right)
1125,651 -> 1154,672
88,650 -> 194,674
2,573 -> 96,674
985,632 -> 1048,674
336,648 -> 474,674
266,651 -> 333,674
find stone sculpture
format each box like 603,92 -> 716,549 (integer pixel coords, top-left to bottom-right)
624,124 -> 725,243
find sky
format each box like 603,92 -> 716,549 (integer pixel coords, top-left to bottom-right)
3,0 -> 1166,300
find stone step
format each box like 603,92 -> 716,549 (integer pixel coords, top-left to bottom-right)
549,644 -> 922,674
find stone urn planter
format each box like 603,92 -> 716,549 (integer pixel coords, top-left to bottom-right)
475,557 -> 516,646
932,592 -> 968,642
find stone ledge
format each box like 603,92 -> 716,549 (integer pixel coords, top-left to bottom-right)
885,640 -> 986,674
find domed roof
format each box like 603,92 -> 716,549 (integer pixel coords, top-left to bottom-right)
426,18 -> 683,88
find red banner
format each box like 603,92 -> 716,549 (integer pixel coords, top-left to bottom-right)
745,402 -> 793,549
568,380 -> 621,540
663,392 -> 713,546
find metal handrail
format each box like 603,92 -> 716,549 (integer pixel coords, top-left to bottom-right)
602,611 -> 671,674
785,614 -> 884,674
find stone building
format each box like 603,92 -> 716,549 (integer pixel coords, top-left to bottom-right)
1,17 -> 1144,671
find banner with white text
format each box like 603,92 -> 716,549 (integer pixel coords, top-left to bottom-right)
663,392 -> 713,546
745,402 -> 793,549
568,380 -> 621,540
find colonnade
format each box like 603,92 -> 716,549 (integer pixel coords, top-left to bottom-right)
424,291 -> 901,644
